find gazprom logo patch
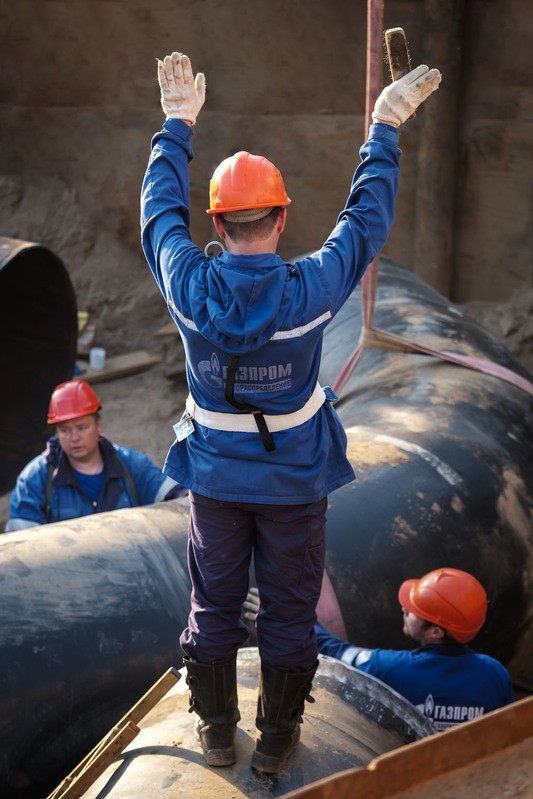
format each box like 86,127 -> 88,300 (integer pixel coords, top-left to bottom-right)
424,694 -> 435,716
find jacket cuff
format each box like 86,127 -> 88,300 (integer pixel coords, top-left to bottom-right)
368,122 -> 400,145
163,117 -> 194,141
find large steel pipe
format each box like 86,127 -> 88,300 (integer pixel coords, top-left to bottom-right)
79,649 -> 434,799
2,259 -> 533,796
319,259 -> 533,688
0,500 -> 191,798
0,237 -> 77,494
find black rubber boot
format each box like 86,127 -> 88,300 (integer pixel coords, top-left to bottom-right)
251,660 -> 318,774
184,656 -> 240,767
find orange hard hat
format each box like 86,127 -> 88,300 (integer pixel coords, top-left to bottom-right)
398,567 -> 487,644
47,380 -> 102,424
206,151 -> 291,215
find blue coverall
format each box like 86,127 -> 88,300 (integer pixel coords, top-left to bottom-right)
141,118 -> 400,669
6,435 -> 185,531
316,622 -> 515,729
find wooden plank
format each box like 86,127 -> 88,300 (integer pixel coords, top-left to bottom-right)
75,350 -> 161,384
114,666 -> 181,728
282,695 -> 533,799
47,667 -> 181,799
153,321 -> 178,338
50,722 -> 139,799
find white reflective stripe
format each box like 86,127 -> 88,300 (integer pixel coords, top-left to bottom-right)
270,311 -> 332,340
340,647 -> 373,667
170,299 -> 330,341
186,383 -> 326,433
168,298 -> 199,331
4,518 -> 40,533
153,476 -> 180,503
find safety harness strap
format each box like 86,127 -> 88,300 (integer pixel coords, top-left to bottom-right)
224,355 -> 276,452
45,457 -> 139,523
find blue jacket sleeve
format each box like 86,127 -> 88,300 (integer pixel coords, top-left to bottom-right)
5,456 -> 49,531
141,118 -> 206,312
115,446 -> 187,505
315,622 -> 374,667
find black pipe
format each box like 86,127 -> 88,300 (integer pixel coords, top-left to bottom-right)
1,258 -> 532,797
0,503 -> 192,799
319,259 -> 533,684
0,236 -> 77,495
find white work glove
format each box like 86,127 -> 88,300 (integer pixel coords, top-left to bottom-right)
242,587 -> 260,625
372,64 -> 442,127
157,51 -> 206,125
241,587 -> 260,646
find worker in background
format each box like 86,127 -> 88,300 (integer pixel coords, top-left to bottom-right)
141,51 -> 441,773
4,380 -> 187,532
315,568 -> 515,729
244,568 -> 514,731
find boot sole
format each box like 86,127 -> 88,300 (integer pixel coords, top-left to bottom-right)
204,747 -> 236,767
251,751 -> 287,773
250,738 -> 298,774
251,723 -> 300,774
195,730 -> 236,767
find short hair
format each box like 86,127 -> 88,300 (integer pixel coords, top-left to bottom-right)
216,207 -> 283,244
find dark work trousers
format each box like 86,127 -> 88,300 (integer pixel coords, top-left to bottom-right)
179,491 -> 327,672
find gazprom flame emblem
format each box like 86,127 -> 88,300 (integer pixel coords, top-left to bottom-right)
424,694 -> 435,717
211,352 -> 220,376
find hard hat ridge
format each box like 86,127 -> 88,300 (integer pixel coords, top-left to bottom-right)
47,380 -> 102,424
398,567 -> 487,644
207,151 -> 291,215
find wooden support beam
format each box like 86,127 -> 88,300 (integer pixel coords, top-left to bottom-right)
75,350 -> 161,384
413,0 -> 465,297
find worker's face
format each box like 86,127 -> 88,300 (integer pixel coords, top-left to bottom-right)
401,608 -> 430,644
56,414 -> 102,465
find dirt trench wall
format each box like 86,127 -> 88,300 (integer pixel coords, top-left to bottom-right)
0,0 -> 531,354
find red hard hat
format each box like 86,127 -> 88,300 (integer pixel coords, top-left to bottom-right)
398,568 -> 487,644
206,151 -> 291,215
47,380 -> 102,424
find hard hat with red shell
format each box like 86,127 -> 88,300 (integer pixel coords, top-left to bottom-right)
398,567 -> 488,644
47,380 -> 102,425
206,151 -> 291,218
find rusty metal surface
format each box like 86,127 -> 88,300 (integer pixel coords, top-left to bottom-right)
75,649 -> 432,799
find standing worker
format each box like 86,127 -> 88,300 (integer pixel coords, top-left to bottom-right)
315,568 -> 515,729
5,380 -> 186,531
141,51 -> 441,772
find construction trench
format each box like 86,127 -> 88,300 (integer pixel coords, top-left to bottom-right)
1,253 -> 533,797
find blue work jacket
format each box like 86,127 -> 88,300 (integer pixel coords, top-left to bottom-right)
141,119 -> 400,503
316,622 -> 515,729
5,436 -> 184,532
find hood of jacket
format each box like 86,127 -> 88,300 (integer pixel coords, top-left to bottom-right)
189,251 -> 298,354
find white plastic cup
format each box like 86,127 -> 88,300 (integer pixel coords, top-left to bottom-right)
89,347 -> 106,371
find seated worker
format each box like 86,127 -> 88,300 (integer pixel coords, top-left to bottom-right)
243,568 -> 514,731
315,568 -> 515,730
5,380 -> 187,532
